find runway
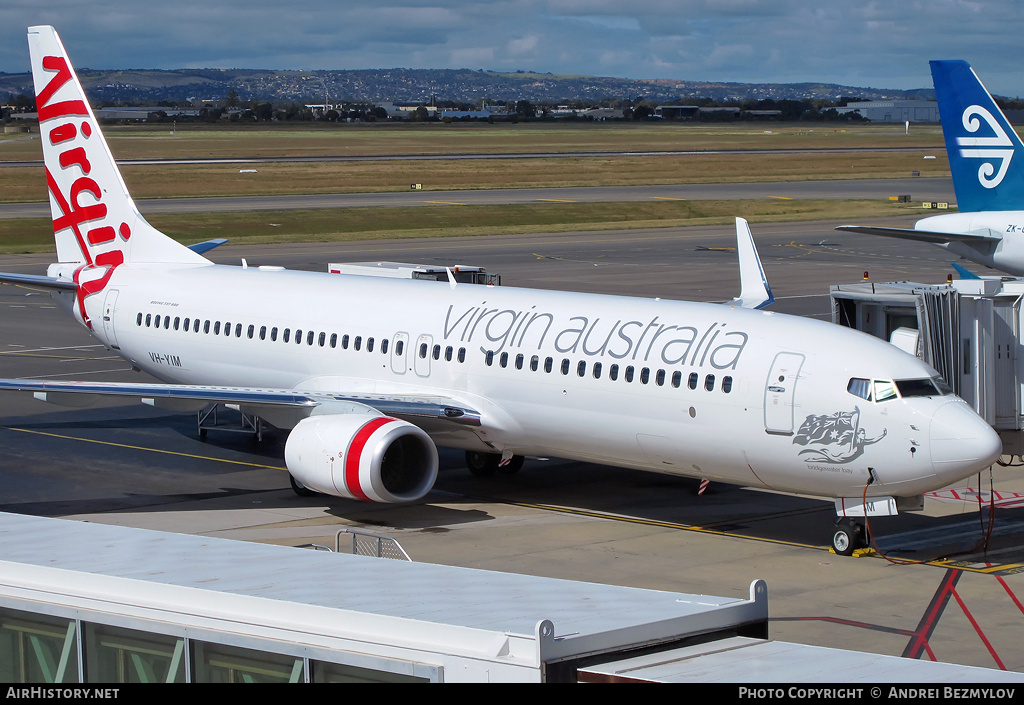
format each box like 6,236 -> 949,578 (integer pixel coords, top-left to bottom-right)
1,207 -> 1023,674
0,177 -> 954,219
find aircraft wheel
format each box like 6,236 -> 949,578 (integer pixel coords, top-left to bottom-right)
497,455 -> 525,474
289,474 -> 318,497
832,519 -> 866,556
465,451 -> 500,477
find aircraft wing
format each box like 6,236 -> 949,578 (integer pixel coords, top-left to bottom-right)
835,225 -> 1002,244
0,378 -> 482,427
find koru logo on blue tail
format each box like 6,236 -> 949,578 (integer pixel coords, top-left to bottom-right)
957,105 -> 1015,189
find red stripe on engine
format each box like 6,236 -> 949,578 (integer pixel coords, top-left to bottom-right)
344,417 -> 394,501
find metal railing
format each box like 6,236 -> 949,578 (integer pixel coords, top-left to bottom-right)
334,528 -> 411,561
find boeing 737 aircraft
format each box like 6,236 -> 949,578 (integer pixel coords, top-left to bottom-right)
0,27 -> 1004,556
839,60 -> 1024,276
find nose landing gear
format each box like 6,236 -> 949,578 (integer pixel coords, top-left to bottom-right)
832,518 -> 870,556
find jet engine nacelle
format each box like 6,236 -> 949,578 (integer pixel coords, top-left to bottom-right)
284,414 -> 438,502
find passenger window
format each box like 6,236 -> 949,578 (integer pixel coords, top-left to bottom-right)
530,355 -> 539,372
671,371 -> 681,388
688,372 -> 698,390
294,329 -> 302,344
364,335 -> 371,351
204,320 -> 210,334
214,321 -> 221,335
396,340 -> 404,356
173,317 -> 180,331
515,354 -> 524,370
143,313 -> 150,327
500,352 -> 509,368
705,374 -> 715,391
248,325 -> 255,339
722,376 -> 733,393
165,317 -> 171,330
458,348 -> 466,363
419,343 -> 427,358
353,335 -> 361,350
283,328 -> 290,343
873,380 -> 898,403
656,369 -> 665,386
640,367 -> 650,384
342,334 -> 349,349
154,315 -> 161,328
319,332 -> 326,347
382,339 -> 389,354
485,351 -> 494,366
183,317 -> 190,330
194,319 -> 200,333
432,344 -> 440,360
446,346 -> 453,362
544,357 -> 553,373
593,362 -> 602,379
260,326 -> 267,341
577,360 -> 586,377
329,333 -> 336,348
306,330 -> 314,345
625,366 -> 634,383
609,364 -> 619,381
561,359 -> 570,375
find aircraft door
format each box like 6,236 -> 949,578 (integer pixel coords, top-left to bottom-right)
102,289 -> 119,349
414,334 -> 432,377
391,332 -> 409,374
764,352 -> 804,434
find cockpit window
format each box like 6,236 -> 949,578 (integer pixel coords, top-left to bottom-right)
896,377 -> 952,398
873,380 -> 898,403
847,378 -> 872,401
932,376 -> 953,395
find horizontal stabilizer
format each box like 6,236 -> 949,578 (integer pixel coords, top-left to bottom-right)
951,261 -> 981,280
0,272 -> 76,291
725,217 -> 774,309
836,224 -> 1001,244
188,238 -> 229,255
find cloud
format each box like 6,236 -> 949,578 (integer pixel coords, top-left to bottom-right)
1,1 -> 1023,94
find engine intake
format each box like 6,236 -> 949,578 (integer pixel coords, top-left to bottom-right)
285,414 -> 438,502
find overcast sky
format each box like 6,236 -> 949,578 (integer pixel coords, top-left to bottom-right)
3,1 -> 1023,96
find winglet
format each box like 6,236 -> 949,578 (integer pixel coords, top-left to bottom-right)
726,218 -> 774,309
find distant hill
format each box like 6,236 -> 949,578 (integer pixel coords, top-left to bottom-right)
0,67 -> 932,106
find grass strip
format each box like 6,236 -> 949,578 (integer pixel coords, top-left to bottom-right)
0,198 -> 918,253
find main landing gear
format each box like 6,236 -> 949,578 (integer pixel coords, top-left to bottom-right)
832,518 -> 870,556
465,451 -> 524,477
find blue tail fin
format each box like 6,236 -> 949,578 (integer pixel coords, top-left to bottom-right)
930,59 -> 1024,212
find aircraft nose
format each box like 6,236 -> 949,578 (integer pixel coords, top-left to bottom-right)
930,401 -> 1002,481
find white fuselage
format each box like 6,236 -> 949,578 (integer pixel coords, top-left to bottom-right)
58,260 -> 996,501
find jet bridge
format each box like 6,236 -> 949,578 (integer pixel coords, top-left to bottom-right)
830,277 -> 1024,454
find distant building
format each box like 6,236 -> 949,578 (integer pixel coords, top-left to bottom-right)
439,104 -> 507,120
96,106 -> 200,121
836,100 -> 939,123
379,102 -> 438,120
